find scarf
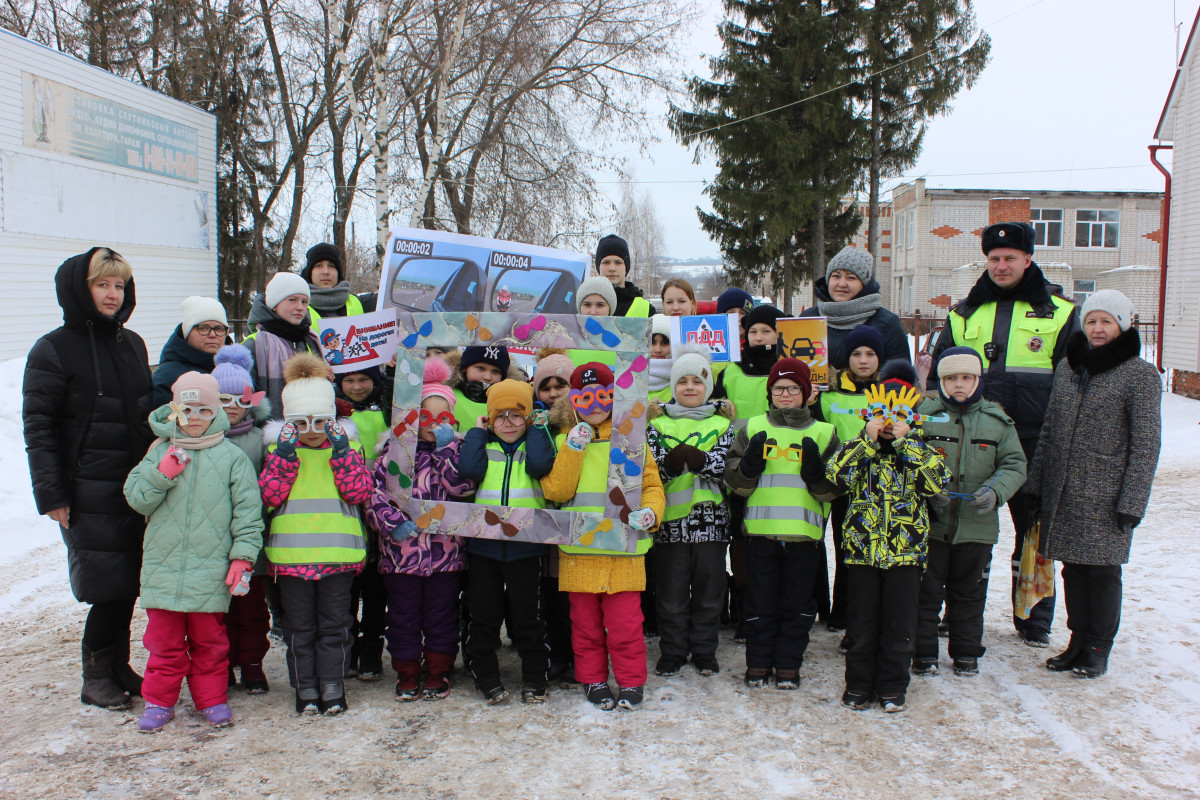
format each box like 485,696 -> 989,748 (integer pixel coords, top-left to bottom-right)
309,281 -> 352,313
149,429 -> 225,453
741,344 -> 779,376
661,401 -> 726,421
648,358 -> 673,392
227,416 -> 257,437
817,292 -> 883,330
248,294 -> 314,344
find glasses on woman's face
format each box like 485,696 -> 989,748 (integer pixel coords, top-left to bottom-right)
492,411 -> 526,427
770,384 -> 804,396
219,394 -> 253,409
194,324 -> 229,337
285,414 -> 335,433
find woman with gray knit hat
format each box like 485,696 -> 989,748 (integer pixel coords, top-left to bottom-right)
1025,289 -> 1160,678
800,245 -> 909,372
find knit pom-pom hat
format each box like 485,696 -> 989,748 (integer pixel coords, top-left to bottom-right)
533,348 -> 574,392
212,344 -> 256,396
421,357 -> 456,407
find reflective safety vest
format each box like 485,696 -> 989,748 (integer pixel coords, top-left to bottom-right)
948,296 -> 1074,376
453,387 -> 489,434
308,294 -> 365,328
567,348 -> 616,368
624,297 -> 651,318
476,441 -> 547,509
265,443 -> 367,566
743,416 -> 834,540
650,414 -> 731,522
819,386 -> 869,445
723,363 -> 769,426
648,386 -> 672,405
556,435 -> 653,557
350,408 -> 388,467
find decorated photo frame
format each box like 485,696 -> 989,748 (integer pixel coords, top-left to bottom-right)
381,311 -> 652,553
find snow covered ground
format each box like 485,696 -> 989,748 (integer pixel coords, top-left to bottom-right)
0,356 -> 1198,799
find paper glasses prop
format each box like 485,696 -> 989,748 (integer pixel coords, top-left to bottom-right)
383,311 -> 651,553
829,384 -> 949,427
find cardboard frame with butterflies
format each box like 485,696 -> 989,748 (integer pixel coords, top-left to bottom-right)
381,311 -> 652,552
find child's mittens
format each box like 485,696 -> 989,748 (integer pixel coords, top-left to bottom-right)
683,445 -> 707,474
225,560 -> 254,595
740,431 -> 768,478
970,487 -> 997,515
325,419 -> 351,456
799,438 -> 825,487
627,507 -> 657,532
565,422 -> 594,452
434,423 -> 457,450
157,445 -> 190,479
276,421 -> 299,460
388,519 -> 419,542
663,444 -> 689,474
930,492 -> 951,511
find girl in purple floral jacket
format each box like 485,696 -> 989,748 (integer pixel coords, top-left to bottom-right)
365,358 -> 475,701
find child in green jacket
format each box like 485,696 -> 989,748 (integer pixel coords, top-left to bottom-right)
912,347 -> 1026,677
123,372 -> 264,733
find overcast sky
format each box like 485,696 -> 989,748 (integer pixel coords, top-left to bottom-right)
604,0 -> 1200,260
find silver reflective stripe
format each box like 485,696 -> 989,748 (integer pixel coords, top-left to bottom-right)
476,490 -> 505,502
664,490 -> 693,508
478,488 -> 541,501
1004,366 -> 1053,375
485,449 -> 526,462
745,505 -> 825,528
278,498 -> 361,518
268,532 -> 365,549
756,473 -> 809,490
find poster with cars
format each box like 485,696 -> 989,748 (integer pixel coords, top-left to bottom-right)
775,317 -> 829,388
378,228 -> 589,377
669,313 -> 742,363
316,309 -> 400,373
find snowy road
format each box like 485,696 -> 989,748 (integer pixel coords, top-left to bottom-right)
1,363 -> 1197,799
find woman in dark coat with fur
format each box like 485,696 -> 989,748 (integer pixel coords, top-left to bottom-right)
22,248 -> 155,710
1026,290 -> 1160,678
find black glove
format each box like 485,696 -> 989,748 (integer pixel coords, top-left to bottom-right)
664,444 -> 689,475
1117,513 -> 1141,536
740,431 -> 768,478
799,438 -> 825,488
683,445 -> 707,474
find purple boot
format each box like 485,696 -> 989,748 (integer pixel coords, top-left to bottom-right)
137,704 -> 175,733
201,702 -> 233,728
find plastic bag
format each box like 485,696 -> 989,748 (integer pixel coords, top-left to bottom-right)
1015,522 -> 1055,619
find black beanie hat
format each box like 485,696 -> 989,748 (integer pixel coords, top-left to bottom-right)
460,345 -> 511,377
981,222 -> 1035,256
304,243 -> 344,283
742,304 -> 784,333
878,359 -> 919,393
594,235 -> 631,278
840,324 -> 885,363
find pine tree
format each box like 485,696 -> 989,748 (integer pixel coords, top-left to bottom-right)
860,0 -> 990,261
669,0 -> 866,313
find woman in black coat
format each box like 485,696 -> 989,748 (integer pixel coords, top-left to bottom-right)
23,248 -> 154,710
800,245 -> 910,372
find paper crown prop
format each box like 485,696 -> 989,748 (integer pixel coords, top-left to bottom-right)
831,383 -> 948,426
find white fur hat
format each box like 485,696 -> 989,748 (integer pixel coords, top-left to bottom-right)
180,296 -> 228,337
265,271 -> 311,311
1081,289 -> 1134,332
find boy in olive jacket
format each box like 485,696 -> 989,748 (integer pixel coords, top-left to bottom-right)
913,348 -> 1026,676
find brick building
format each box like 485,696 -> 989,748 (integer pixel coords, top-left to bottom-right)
869,180 -> 1163,320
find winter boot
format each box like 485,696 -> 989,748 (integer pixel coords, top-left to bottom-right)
319,681 -> 348,715
112,639 -> 143,697
357,636 -> 384,682
393,659 -> 422,702
1073,645 -> 1109,678
1046,639 -> 1086,672
201,703 -> 233,728
240,663 -> 270,694
692,655 -> 720,676
841,689 -> 872,710
617,685 -> 644,711
295,688 -> 320,715
422,650 -> 455,701
880,693 -> 907,713
137,704 -> 175,733
774,669 -> 800,690
952,657 -> 979,676
585,682 -> 615,710
522,683 -> 548,704
81,644 -> 131,710
911,658 -> 939,676
655,655 -> 685,677
743,668 -> 770,688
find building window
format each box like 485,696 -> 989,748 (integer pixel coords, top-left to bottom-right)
896,211 -> 905,251
1032,208 -> 1063,247
907,213 -> 916,249
1075,210 -> 1119,248
1073,279 -> 1096,305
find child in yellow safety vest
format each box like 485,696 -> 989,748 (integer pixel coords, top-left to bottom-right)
646,345 -> 736,678
724,358 -> 841,690
259,353 -> 372,716
811,324 -> 884,639
541,362 -> 666,711
457,379 -> 556,705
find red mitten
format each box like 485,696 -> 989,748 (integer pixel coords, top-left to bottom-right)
226,560 -> 254,595
157,445 -> 189,479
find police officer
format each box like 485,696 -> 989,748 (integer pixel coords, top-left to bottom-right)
928,221 -> 1080,648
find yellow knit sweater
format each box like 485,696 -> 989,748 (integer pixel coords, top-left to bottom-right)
541,419 -> 665,594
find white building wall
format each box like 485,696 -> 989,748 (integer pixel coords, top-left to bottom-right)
1163,59 -> 1200,371
0,30 -> 217,363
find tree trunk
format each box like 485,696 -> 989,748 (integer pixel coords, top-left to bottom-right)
781,248 -> 795,316
868,71 -> 881,267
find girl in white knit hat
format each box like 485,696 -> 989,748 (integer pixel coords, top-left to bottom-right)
243,271 -> 323,420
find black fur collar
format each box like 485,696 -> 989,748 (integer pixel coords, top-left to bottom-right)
1066,327 -> 1141,376
957,262 -> 1058,319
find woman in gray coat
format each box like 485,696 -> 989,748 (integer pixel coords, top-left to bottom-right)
1026,290 -> 1160,678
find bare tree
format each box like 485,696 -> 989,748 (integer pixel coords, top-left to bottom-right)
615,181 -> 666,291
